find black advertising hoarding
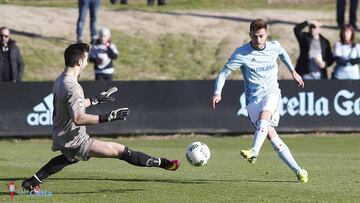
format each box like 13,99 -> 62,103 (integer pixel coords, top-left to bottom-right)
278,80 -> 360,132
0,80 -> 359,136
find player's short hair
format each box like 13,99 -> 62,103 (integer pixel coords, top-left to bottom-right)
64,43 -> 89,67
250,19 -> 267,32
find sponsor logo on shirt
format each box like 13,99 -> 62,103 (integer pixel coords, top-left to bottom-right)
255,64 -> 274,72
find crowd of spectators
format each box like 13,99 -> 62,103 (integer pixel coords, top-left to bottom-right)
1,1 -> 359,82
293,19 -> 360,80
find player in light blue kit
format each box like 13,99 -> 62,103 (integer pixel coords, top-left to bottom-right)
211,19 -> 308,183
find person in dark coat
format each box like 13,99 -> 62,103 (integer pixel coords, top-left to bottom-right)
0,27 -> 25,82
293,21 -> 334,79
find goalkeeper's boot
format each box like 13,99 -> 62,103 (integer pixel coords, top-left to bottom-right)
296,169 -> 308,183
164,159 -> 180,171
22,176 -> 41,193
240,149 -> 257,164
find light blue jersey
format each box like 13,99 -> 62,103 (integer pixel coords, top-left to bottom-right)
214,41 -> 294,104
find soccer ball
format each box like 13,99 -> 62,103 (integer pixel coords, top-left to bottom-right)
185,142 -> 211,166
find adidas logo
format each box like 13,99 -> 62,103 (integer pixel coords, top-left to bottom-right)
251,58 -> 256,62
27,94 -> 54,126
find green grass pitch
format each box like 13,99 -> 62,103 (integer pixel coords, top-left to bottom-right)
1,135 -> 359,202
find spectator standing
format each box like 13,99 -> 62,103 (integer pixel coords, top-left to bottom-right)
76,0 -> 101,43
148,0 -> 166,5
294,21 -> 334,80
0,27 -> 24,82
89,28 -> 119,81
332,25 -> 360,79
337,0 -> 358,29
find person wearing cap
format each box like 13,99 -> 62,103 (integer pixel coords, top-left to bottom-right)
294,20 -> 334,80
0,27 -> 25,82
89,28 -> 119,81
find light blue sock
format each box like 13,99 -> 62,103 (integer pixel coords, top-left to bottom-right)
270,136 -> 301,173
252,119 -> 269,156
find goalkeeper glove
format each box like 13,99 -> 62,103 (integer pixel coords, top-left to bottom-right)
99,108 -> 130,123
91,87 -> 118,106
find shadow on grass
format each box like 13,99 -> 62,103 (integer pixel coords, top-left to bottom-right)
11,29 -> 67,41
246,179 -> 297,183
1,177 -> 26,181
1,177 -> 211,185
50,177 -> 213,184
55,188 -> 145,195
124,10 -> 341,31
1,177 -> 297,187
0,189 -> 144,196
48,177 -> 299,184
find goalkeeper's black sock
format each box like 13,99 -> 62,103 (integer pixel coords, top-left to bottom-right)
120,146 -> 164,167
34,155 -> 78,182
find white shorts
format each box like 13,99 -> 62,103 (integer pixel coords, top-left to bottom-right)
246,93 -> 281,127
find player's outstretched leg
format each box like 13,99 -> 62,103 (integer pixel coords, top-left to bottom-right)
120,146 -> 180,171
22,155 -> 78,192
88,140 -> 180,171
240,119 -> 270,164
268,127 -> 308,183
